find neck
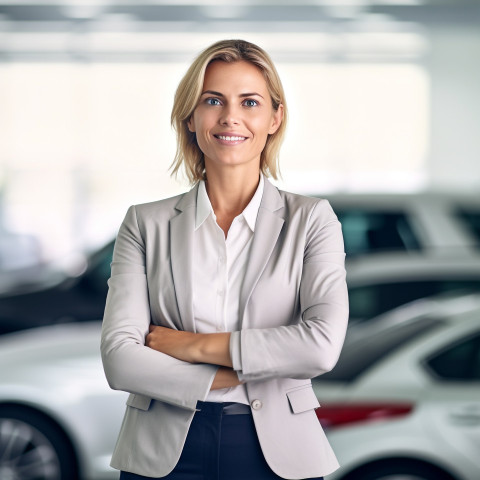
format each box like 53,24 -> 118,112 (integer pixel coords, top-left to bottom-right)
204,166 -> 261,219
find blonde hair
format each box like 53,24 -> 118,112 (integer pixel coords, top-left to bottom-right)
170,39 -> 287,184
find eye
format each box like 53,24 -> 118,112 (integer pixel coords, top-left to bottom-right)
243,99 -> 258,107
205,97 -> 221,106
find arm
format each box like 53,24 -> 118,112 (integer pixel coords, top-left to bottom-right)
145,327 -> 233,367
230,199 -> 349,381
211,367 -> 243,390
144,327 -> 242,389
100,205 -> 219,411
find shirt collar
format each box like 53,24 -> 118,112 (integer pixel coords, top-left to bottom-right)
195,180 -> 213,230
195,174 -> 264,232
242,173 -> 264,232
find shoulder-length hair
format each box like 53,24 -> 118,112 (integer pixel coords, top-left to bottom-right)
170,39 -> 288,184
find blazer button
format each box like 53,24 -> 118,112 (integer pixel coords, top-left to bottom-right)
251,399 -> 263,410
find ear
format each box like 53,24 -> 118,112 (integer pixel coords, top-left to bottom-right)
268,104 -> 284,135
187,115 -> 196,133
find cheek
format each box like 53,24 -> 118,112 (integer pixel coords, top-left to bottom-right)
252,116 -> 274,141
195,133 -> 209,154
192,120 -> 214,155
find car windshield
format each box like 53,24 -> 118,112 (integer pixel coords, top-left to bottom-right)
315,315 -> 445,383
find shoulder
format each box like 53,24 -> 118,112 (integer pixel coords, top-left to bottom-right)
117,187 -> 196,237
274,185 -> 338,226
133,193 -> 186,217
272,186 -> 345,256
129,186 -> 196,221
277,188 -> 323,209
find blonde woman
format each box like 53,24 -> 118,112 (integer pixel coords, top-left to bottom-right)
101,39 -> 349,480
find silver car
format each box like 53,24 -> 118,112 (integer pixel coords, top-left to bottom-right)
324,191 -> 480,256
315,293 -> 480,480
0,322 -> 125,480
346,252 -> 480,322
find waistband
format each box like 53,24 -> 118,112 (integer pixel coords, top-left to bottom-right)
195,401 -> 252,416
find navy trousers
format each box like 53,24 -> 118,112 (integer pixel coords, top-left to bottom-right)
120,401 -> 324,480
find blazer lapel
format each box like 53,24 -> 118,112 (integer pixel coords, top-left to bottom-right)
239,179 -> 285,325
170,185 -> 198,333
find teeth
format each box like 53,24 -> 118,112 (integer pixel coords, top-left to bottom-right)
217,135 -> 245,141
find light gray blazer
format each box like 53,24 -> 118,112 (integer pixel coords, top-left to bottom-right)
101,178 -> 349,479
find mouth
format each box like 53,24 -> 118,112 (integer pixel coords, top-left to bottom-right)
214,134 -> 247,145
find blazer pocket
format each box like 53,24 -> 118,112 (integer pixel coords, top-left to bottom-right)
126,393 -> 152,411
286,385 -> 320,414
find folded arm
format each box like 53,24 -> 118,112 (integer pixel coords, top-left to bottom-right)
144,326 -> 241,390
145,326 -> 232,366
146,199 -> 349,383
103,199 -> 348,403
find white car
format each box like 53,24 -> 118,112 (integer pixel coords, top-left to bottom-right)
0,322 -> 126,480
1,294 -> 479,480
317,192 -> 480,323
314,293 -> 480,480
346,252 -> 480,322
324,192 -> 480,257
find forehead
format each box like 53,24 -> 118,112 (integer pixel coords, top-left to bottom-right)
202,60 -> 269,93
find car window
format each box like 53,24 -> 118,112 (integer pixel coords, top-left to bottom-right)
425,332 -> 480,381
456,209 -> 480,246
349,280 -> 480,321
314,316 -> 444,383
332,210 -> 421,256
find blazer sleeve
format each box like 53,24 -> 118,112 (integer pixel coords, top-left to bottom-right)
229,199 -> 349,382
101,205 -> 218,411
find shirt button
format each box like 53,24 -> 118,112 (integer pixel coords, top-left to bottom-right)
217,290 -> 224,296
251,399 -> 263,410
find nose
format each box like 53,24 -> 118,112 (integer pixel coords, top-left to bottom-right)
219,104 -> 240,126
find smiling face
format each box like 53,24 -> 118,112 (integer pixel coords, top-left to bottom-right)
187,60 -> 283,175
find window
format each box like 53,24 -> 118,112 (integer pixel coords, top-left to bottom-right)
349,279 -> 480,322
457,209 -> 480,246
334,210 -> 420,256
425,333 -> 480,381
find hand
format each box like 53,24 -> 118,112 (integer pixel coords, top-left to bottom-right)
146,325 -> 198,363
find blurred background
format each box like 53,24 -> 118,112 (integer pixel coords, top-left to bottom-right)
0,1 -> 479,480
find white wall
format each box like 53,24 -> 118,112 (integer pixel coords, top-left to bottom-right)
427,24 -> 480,192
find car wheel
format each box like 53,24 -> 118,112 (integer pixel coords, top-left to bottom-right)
343,459 -> 456,480
0,406 -> 79,480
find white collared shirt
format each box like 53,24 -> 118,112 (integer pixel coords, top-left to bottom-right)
193,174 -> 264,404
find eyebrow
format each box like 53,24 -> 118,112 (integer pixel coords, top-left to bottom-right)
201,90 -> 265,99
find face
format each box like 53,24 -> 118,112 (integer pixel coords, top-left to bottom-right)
187,60 -> 283,174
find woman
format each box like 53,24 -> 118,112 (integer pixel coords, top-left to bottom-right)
101,39 -> 349,480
